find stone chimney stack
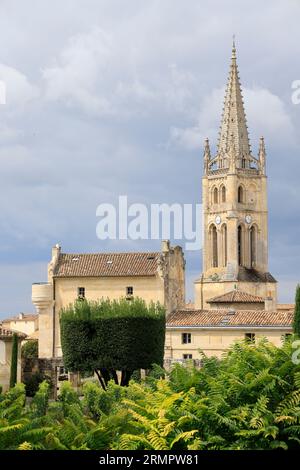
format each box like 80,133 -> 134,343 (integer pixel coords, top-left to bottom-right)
161,240 -> 170,254
48,243 -> 61,283
264,295 -> 276,311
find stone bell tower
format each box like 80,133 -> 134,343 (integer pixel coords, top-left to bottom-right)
195,41 -> 277,309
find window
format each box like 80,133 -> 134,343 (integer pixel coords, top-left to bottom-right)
211,225 -> 218,268
183,354 -> 193,360
222,224 -> 227,267
221,185 -> 226,203
238,186 -> 244,203
213,187 -> 218,204
126,286 -> 133,296
77,287 -> 85,300
250,226 -> 256,267
182,333 -> 191,344
238,225 -> 243,266
245,333 -> 255,342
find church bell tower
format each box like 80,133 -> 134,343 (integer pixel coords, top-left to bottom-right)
195,41 -> 277,309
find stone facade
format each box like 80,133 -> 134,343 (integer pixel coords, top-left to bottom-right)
2,313 -> 38,337
32,240 -> 185,359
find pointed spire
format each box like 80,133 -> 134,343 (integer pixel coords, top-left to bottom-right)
217,40 -> 251,164
203,138 -> 211,175
258,136 -> 266,175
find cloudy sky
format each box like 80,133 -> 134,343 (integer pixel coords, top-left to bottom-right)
0,0 -> 299,317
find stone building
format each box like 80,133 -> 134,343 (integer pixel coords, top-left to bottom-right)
29,41 -> 294,372
32,240 -> 185,359
0,327 -> 26,393
1,313 -> 38,337
165,42 -> 293,362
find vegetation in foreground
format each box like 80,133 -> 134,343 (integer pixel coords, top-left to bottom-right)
0,338 -> 300,450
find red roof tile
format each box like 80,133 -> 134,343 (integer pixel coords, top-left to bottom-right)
208,290 -> 264,304
166,309 -> 293,328
54,252 -> 161,277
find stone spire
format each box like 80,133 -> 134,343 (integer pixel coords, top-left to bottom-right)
217,40 -> 251,166
258,136 -> 266,175
203,137 -> 211,175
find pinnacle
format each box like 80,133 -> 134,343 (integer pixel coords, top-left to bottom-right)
217,41 -> 251,161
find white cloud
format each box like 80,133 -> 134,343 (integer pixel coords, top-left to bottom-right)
43,27 -> 113,116
0,63 -> 39,110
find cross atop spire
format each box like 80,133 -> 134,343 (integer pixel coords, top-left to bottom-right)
217,40 -> 252,166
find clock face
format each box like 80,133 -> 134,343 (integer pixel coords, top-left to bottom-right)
215,215 -> 221,225
245,215 -> 252,224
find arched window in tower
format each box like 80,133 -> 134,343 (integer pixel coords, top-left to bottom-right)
250,226 -> 256,267
210,225 -> 218,268
221,185 -> 226,203
242,158 -> 246,168
238,185 -> 244,203
213,187 -> 218,204
238,225 -> 243,266
221,224 -> 227,266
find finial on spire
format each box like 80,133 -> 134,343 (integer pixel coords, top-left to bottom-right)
232,35 -> 236,59
203,138 -> 211,175
258,136 -> 266,175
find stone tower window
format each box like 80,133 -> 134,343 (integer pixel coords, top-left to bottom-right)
213,187 -> 218,204
222,224 -> 227,267
250,226 -> 256,267
238,185 -> 244,203
238,225 -> 243,266
221,185 -> 226,203
211,225 -> 218,267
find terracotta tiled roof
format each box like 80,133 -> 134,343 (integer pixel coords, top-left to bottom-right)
277,304 -> 295,312
2,313 -> 37,323
54,252 -> 161,277
0,327 -> 27,339
166,309 -> 293,328
208,290 -> 264,304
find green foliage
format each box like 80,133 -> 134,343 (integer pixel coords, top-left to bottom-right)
293,284 -> 300,336
21,340 -> 38,359
24,372 -> 52,397
60,298 -> 166,386
9,334 -> 18,389
0,339 -> 299,450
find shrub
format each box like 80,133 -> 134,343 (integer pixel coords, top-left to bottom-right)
24,371 -> 52,397
21,340 -> 38,359
9,334 -> 18,389
60,298 -> 165,389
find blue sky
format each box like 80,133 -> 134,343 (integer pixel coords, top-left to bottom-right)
0,0 -> 299,317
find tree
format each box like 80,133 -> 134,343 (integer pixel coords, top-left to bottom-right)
293,284 -> 300,336
9,334 -> 18,389
21,340 -> 38,359
60,298 -> 166,390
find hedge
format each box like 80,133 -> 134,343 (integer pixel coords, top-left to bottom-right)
60,298 -> 166,388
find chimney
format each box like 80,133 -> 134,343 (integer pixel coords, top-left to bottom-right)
264,296 -> 276,311
19,312 -> 24,320
161,240 -> 170,253
52,243 -> 61,261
